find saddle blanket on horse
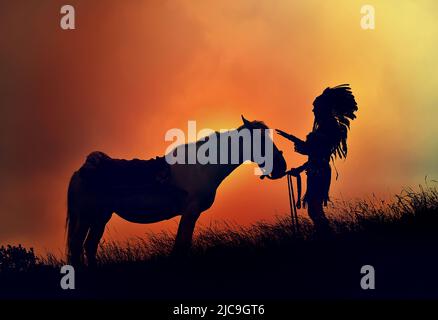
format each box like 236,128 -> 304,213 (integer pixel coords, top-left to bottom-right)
79,151 -> 184,194
78,151 -> 173,192
77,151 -> 187,215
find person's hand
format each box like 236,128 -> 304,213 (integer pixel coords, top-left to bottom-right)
294,141 -> 307,154
275,129 -> 290,139
287,167 -> 301,176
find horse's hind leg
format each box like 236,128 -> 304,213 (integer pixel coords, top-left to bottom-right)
69,216 -> 90,267
84,212 -> 112,267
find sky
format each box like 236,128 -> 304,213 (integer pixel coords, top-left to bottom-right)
1,0 -> 438,254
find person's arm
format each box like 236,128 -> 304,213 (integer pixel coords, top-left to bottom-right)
287,162 -> 308,176
275,129 -> 308,155
275,129 -> 305,144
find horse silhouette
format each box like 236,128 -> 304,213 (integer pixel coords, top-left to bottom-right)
66,116 -> 287,266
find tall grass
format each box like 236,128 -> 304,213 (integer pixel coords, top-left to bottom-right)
1,184 -> 437,299
91,184 -> 438,264
2,184 -> 438,270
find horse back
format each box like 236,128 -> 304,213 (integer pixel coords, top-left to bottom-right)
78,151 -> 171,188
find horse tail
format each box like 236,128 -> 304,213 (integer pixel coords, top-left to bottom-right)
65,152 -> 107,264
65,171 -> 82,263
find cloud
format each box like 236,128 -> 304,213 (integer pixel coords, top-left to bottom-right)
0,1 -> 207,246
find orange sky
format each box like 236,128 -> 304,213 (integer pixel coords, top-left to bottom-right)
1,1 -> 438,254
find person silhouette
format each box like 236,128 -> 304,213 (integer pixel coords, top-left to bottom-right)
276,84 -> 358,236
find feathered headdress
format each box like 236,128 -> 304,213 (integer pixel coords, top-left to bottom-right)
314,84 -> 358,159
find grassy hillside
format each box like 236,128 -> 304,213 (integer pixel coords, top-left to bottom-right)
1,185 -> 438,299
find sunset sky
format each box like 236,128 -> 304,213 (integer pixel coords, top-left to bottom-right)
1,0 -> 438,253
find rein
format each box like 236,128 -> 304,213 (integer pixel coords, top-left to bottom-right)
286,171 -> 301,233
260,170 -> 302,233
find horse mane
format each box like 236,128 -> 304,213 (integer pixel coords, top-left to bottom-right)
248,120 -> 269,129
237,120 -> 269,131
194,120 -> 270,147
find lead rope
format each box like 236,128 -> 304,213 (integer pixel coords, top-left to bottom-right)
287,173 -> 300,234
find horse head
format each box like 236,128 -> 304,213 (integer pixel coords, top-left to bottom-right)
241,115 -> 287,180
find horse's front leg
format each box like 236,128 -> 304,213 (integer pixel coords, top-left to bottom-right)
173,205 -> 201,257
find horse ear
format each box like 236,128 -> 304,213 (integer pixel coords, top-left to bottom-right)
241,115 -> 251,127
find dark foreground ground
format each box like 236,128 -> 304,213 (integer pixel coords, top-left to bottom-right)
1,186 -> 438,300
